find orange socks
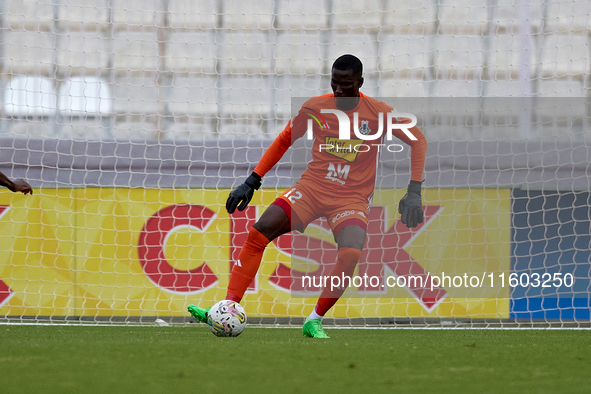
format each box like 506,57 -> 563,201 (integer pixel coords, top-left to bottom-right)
313,247 -> 361,317
226,227 -> 270,302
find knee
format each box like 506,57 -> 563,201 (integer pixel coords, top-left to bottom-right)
253,207 -> 290,241
335,225 -> 367,251
252,220 -> 274,239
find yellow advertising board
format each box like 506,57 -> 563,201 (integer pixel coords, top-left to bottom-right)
0,188 -> 510,319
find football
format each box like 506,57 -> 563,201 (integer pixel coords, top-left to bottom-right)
207,300 -> 247,337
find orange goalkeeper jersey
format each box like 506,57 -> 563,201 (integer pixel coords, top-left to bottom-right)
254,93 -> 427,202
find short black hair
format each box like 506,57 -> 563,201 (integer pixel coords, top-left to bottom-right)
332,54 -> 363,76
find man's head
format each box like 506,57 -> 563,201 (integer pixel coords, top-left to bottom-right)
331,54 -> 364,99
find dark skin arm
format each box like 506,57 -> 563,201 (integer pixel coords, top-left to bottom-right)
0,171 -> 33,194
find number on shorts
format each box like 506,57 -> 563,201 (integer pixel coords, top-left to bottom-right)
284,188 -> 302,204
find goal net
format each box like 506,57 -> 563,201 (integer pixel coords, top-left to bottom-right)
0,0 -> 589,327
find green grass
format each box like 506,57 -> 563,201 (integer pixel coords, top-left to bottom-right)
1,325 -> 590,394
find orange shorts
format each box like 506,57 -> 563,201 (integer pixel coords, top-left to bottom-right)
272,179 -> 370,237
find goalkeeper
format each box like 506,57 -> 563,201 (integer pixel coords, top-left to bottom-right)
189,54 -> 427,338
0,171 -> 33,195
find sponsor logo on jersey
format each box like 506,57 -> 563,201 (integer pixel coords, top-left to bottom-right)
325,163 -> 350,184
323,136 -> 363,162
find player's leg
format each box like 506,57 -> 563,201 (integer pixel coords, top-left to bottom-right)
225,204 -> 292,302
304,222 -> 366,339
224,183 -> 320,309
189,204 -> 292,323
189,206 -> 289,322
312,224 -> 365,314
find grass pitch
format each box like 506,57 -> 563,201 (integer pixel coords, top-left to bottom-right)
1,324 -> 590,394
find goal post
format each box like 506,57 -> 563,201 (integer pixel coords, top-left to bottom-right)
0,0 -> 590,327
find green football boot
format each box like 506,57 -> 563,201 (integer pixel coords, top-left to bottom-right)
302,318 -> 330,339
187,304 -> 210,324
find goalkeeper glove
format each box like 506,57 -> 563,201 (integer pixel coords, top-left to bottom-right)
398,180 -> 424,228
226,172 -> 262,214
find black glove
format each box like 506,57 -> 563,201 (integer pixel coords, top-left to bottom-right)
226,172 -> 262,214
398,180 -> 424,228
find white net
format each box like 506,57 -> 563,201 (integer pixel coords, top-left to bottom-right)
0,0 -> 590,327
